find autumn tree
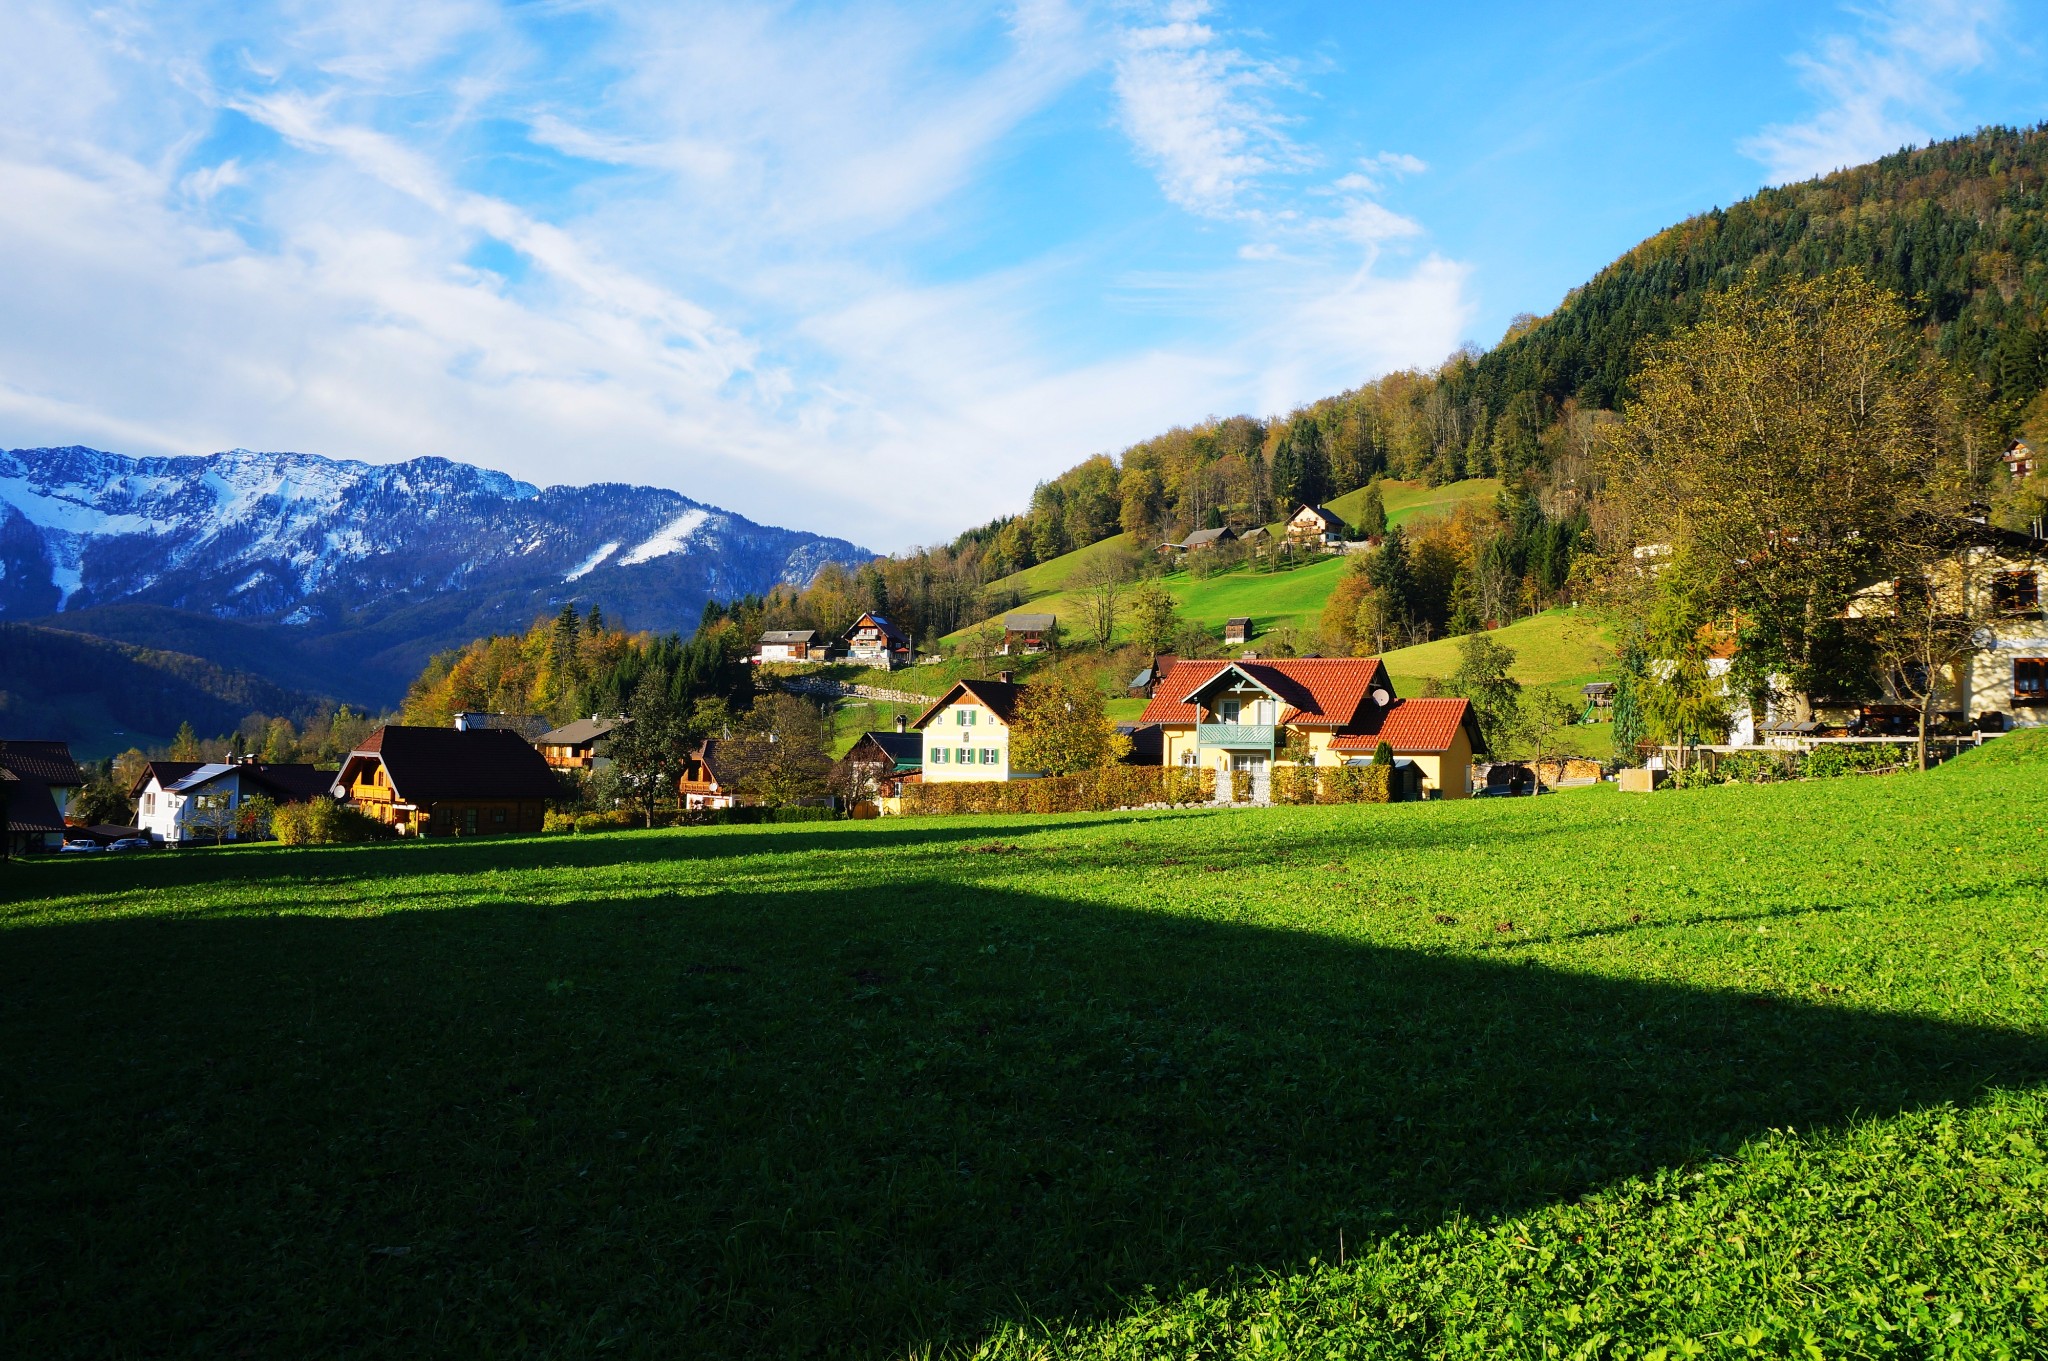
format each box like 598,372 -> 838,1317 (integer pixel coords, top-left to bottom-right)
721,694 -> 833,807
1011,673 -> 1129,776
1127,579 -> 1180,655
1607,269 -> 1980,720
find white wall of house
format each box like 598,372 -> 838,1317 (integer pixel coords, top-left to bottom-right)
136,767 -> 248,843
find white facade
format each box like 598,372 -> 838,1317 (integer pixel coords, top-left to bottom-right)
136,765 -> 250,844
920,699 -> 1015,781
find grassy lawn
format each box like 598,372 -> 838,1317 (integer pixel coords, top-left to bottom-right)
5,734 -> 2045,1356
1289,477 -> 1503,536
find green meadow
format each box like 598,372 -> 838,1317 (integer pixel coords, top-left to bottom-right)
3,734 -> 2045,1357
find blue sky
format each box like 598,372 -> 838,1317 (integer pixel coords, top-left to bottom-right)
0,1 -> 2041,549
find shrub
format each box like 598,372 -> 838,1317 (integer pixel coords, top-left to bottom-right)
573,809 -> 639,834
542,809 -> 577,834
272,799 -> 390,846
1231,769 -> 1254,803
1271,764 -> 1320,805
1801,742 -> 1913,779
901,767 -> 1214,817
1318,763 -> 1391,804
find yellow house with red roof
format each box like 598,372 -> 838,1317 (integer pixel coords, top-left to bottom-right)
1136,658 -> 1484,799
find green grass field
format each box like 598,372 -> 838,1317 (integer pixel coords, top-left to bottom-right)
1288,477 -> 1503,537
4,733 -> 2045,1356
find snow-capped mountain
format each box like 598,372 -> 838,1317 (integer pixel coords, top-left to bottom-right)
0,446 -> 872,705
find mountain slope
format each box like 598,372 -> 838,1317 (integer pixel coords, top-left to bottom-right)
0,447 -> 873,708
0,623 -> 322,757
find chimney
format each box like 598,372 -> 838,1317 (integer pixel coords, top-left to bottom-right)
997,669 -> 1015,684
895,714 -> 907,734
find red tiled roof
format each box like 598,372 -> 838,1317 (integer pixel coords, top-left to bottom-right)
1136,657 -> 1391,730
1329,698 -> 1479,754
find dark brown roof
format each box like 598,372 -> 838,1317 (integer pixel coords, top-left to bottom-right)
242,764 -> 335,802
537,716 -> 626,747
0,741 -> 86,788
843,731 -> 923,772
842,614 -> 909,647
910,678 -> 1027,729
345,726 -> 560,803
0,741 -> 85,836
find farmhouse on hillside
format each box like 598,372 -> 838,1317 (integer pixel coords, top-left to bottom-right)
1224,616 -> 1255,646
1285,504 -> 1348,546
1164,526 -> 1237,555
1136,658 -> 1484,800
334,725 -> 558,836
913,674 -> 1027,781
133,758 -> 333,845
2006,440 -> 2036,480
754,629 -> 827,664
1001,614 -> 1056,655
537,715 -> 626,770
0,740 -> 86,854
841,613 -> 912,668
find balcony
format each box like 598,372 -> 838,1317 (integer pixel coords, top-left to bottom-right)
1197,723 -> 1276,749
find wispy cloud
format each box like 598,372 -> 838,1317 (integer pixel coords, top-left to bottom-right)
1741,0 -> 2004,185
1111,0 -> 1305,215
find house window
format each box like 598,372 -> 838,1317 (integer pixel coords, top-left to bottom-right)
955,708 -> 977,726
1221,699 -> 1241,723
1994,571 -> 2041,613
930,746 -> 949,764
980,746 -> 999,765
2017,658 -> 2048,703
493,809 -> 507,824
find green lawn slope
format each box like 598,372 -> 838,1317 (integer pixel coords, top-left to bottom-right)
5,732 -> 2045,1355
1282,476 -> 1503,536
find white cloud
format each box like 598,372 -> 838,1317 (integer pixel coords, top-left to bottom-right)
0,0 -> 1476,551
1741,0 -> 2004,184
1111,0 -> 1306,215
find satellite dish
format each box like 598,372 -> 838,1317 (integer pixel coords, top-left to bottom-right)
1970,626 -> 1996,649
1371,688 -> 1391,706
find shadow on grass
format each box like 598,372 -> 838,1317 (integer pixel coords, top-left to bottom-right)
0,803 -> 1569,904
4,871 -> 2041,1357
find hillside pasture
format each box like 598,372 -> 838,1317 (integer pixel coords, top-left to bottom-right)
3,733 -> 2045,1356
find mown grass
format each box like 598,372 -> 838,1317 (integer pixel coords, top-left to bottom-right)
3,734 -> 2045,1357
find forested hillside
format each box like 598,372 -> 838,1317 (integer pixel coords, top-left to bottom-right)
732,124 -> 2048,652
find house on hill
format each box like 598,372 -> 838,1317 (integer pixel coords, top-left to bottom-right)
2006,440 -> 2037,480
841,613 -> 912,668
1136,657 -> 1483,800
0,740 -> 86,854
1164,526 -> 1237,555
133,758 -> 333,845
1001,614 -> 1056,655
913,674 -> 1028,781
1285,504 -> 1348,546
754,629 -> 827,664
334,725 -> 558,836
1224,617 -> 1255,646
537,716 -> 626,770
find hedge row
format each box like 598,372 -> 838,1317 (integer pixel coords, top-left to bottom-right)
902,767 -> 1214,816
1270,762 -> 1393,805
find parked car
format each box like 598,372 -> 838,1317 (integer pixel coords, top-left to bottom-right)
108,837 -> 154,853
57,839 -> 104,854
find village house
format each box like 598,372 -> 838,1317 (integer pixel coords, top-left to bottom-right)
753,629 -> 828,664
334,725 -> 558,836
536,715 -> 626,770
678,740 -> 739,810
1001,613 -> 1056,655
1966,526 -> 2047,728
841,613 -> 912,669
1127,653 -> 1179,699
1285,503 -> 1348,547
913,674 -> 1027,781
835,720 -> 923,813
453,711 -> 550,742
1135,657 -> 1484,800
1224,616 -> 1255,646
132,758 -> 332,845
2005,440 -> 2037,480
1163,526 -> 1237,556
0,740 -> 86,855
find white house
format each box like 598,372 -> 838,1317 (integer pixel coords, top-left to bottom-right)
132,759 -> 332,844
911,674 -> 1028,781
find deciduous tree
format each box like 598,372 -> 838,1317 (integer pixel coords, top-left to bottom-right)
1011,673 -> 1130,776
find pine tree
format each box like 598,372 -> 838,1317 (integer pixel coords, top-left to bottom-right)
171,721 -> 201,762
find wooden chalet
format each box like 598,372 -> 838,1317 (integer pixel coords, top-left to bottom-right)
334,725 -> 559,837
1001,613 -> 1056,655
1224,616 -> 1255,645
2007,440 -> 2037,481
836,723 -> 924,812
536,715 -> 627,769
678,739 -> 738,809
1164,526 -> 1236,554
841,613 -> 912,668
1285,504 -> 1347,545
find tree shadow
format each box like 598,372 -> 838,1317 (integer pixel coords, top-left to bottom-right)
4,873 -> 2040,1357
